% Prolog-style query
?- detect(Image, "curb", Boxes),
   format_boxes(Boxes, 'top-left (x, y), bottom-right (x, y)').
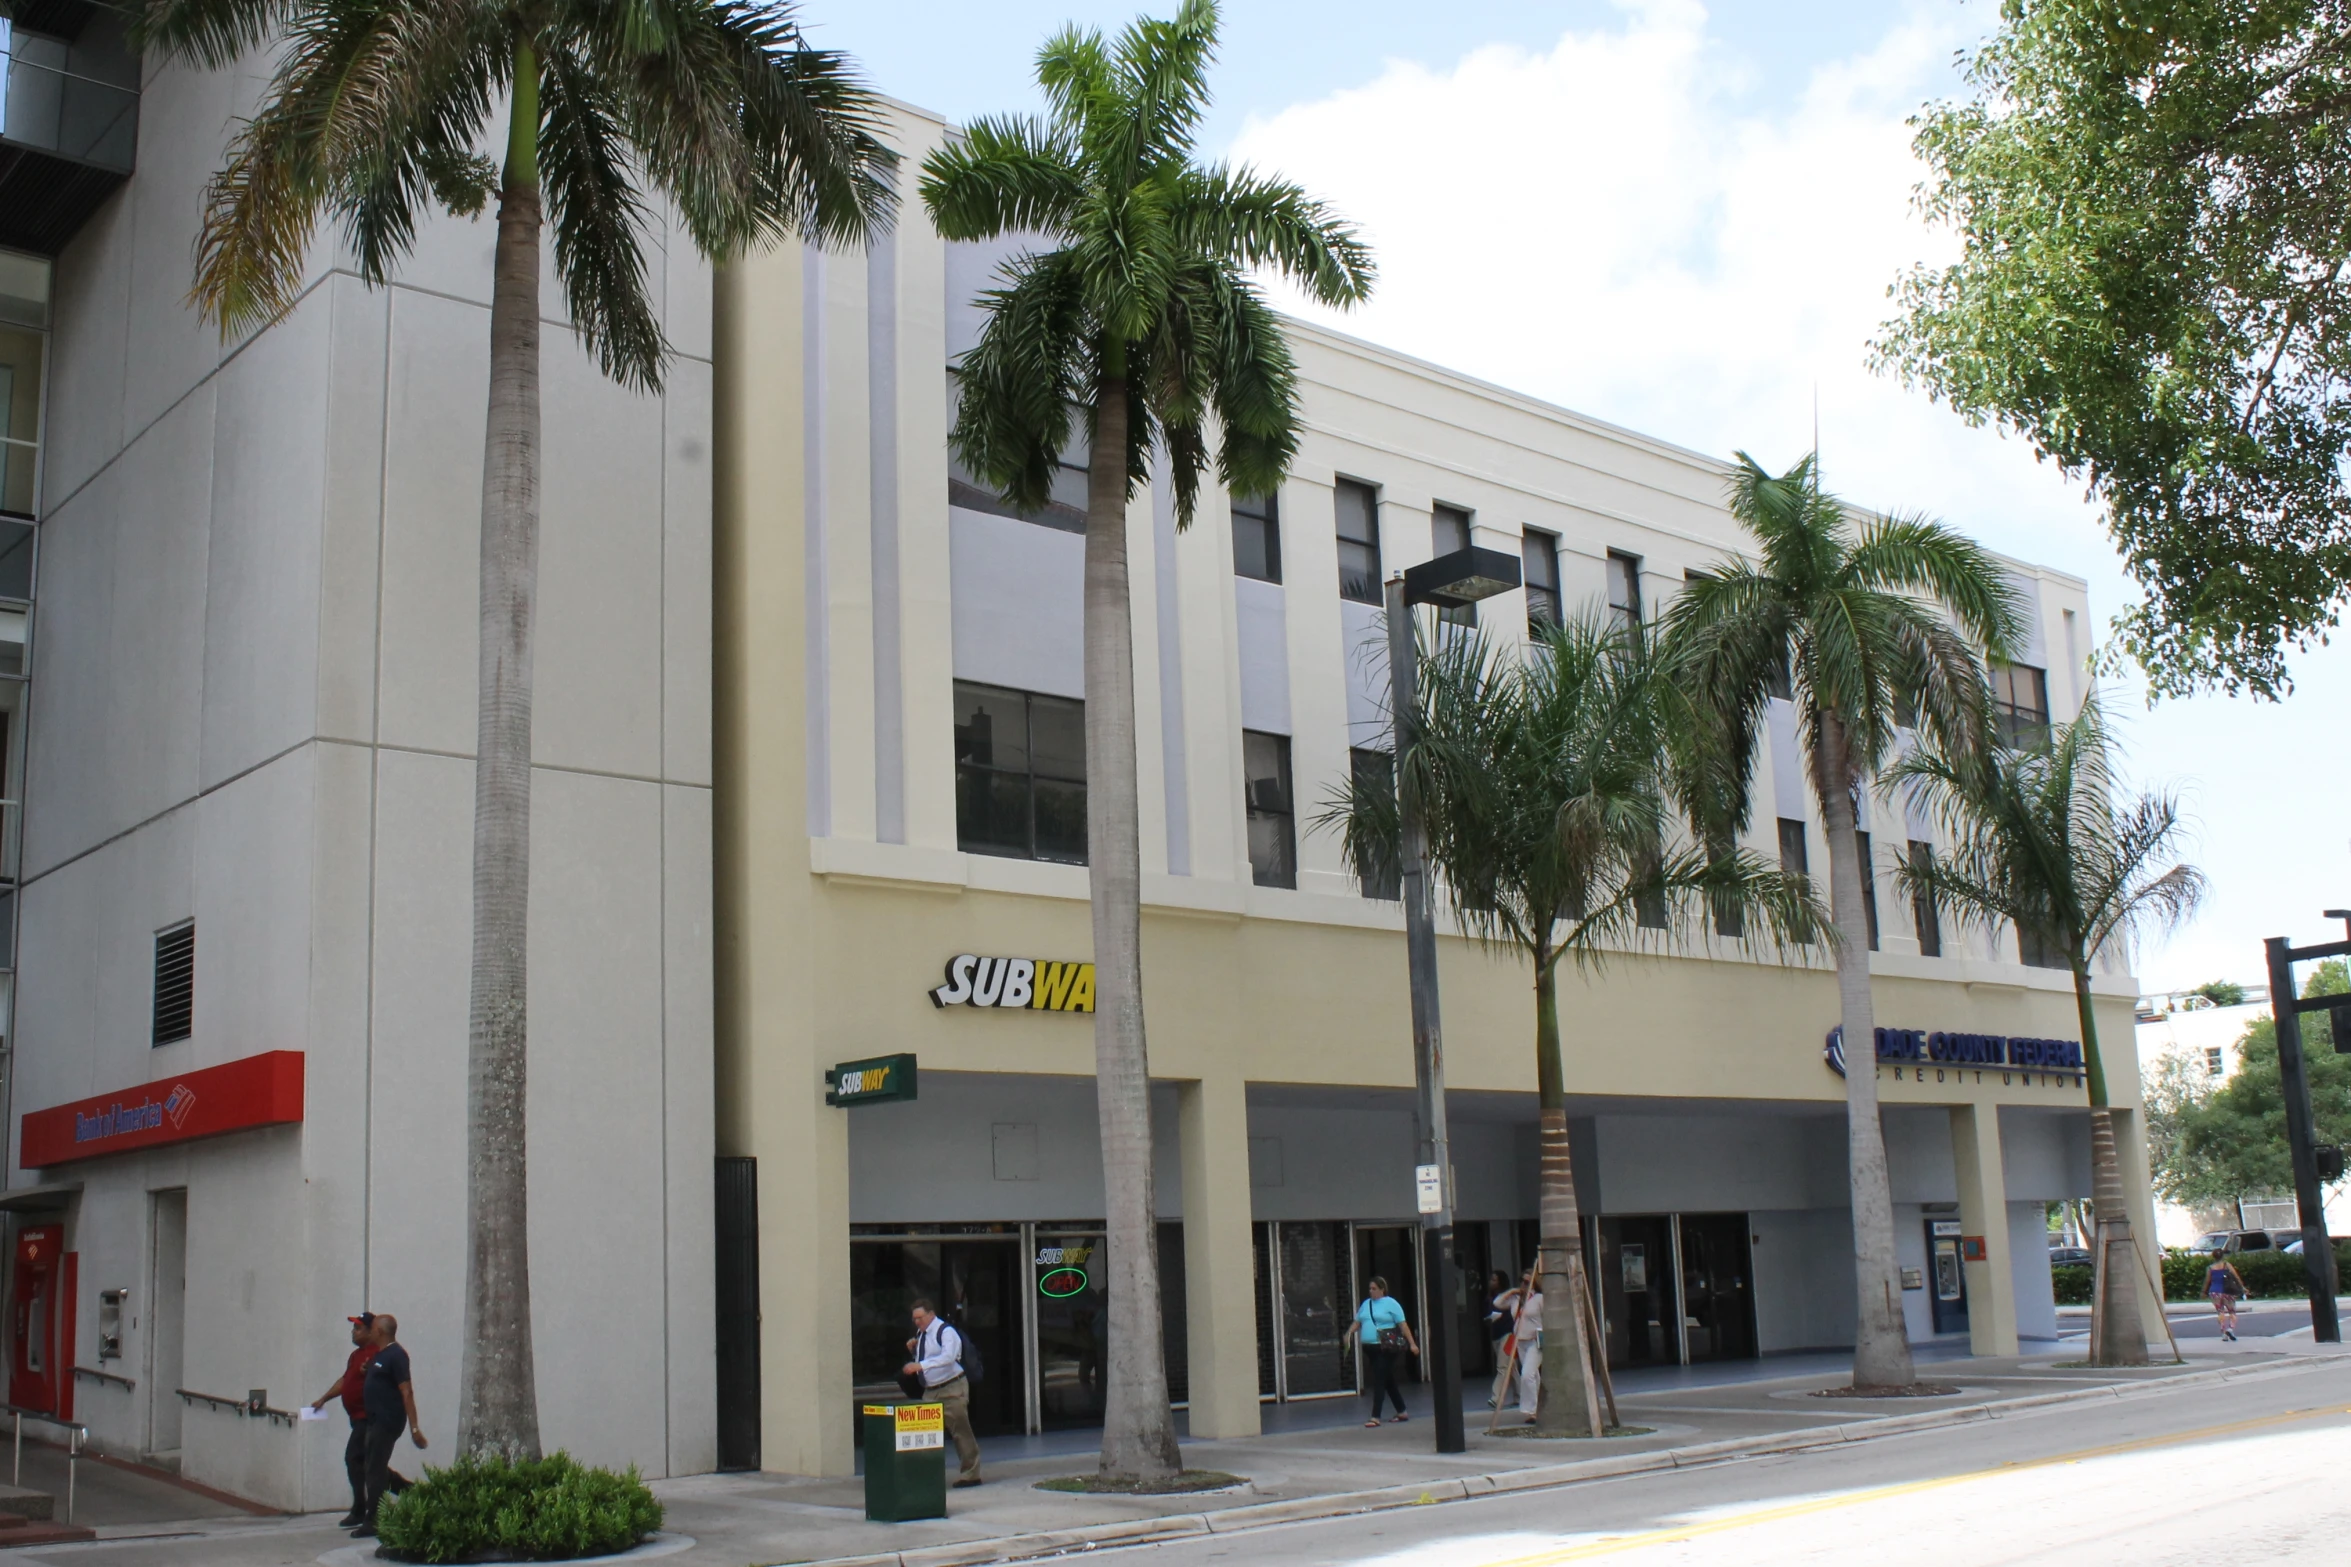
top-left (785, 1356), bottom-right (2344, 1567)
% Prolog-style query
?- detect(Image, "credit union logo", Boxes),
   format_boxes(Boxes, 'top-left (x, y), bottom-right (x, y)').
top-left (930, 955), bottom-right (1095, 1013)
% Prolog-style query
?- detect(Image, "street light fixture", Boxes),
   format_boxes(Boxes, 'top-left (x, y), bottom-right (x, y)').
top-left (1385, 544), bottom-right (1520, 1456)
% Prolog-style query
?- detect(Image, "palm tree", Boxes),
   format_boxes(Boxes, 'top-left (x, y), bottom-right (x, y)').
top-left (1321, 614), bottom-right (1819, 1435)
top-left (919, 0), bottom-right (1371, 1482)
top-left (139, 0), bottom-right (895, 1457)
top-left (1890, 695), bottom-right (2202, 1366)
top-left (1666, 454), bottom-right (2023, 1391)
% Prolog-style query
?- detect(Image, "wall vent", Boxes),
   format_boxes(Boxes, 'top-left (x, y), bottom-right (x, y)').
top-left (152, 923), bottom-right (193, 1045)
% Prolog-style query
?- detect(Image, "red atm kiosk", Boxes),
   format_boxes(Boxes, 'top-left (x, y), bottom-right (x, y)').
top-left (8, 1225), bottom-right (75, 1419)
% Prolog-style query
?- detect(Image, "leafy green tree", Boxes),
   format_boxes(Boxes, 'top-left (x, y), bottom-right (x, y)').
top-left (1667, 453), bottom-right (2023, 1391)
top-left (138, 0), bottom-right (896, 1457)
top-left (919, 0), bottom-right (1372, 1481)
top-left (1891, 695), bottom-right (2205, 1365)
top-left (1320, 614), bottom-right (1819, 1436)
top-left (2165, 961), bottom-right (2350, 1206)
top-left (1878, 0), bottom-right (2351, 699)
top-left (2194, 979), bottom-right (2249, 1007)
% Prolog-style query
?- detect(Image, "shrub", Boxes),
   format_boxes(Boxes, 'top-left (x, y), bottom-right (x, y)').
top-left (2054, 1246), bottom-right (2351, 1307)
top-left (376, 1451), bottom-right (663, 1564)
top-left (2052, 1263), bottom-right (2091, 1305)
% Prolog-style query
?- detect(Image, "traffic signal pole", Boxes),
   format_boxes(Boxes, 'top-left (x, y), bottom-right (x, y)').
top-left (2262, 917), bottom-right (2350, 1343)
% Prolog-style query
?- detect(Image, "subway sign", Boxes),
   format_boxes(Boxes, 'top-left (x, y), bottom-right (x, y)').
top-left (1824, 1026), bottom-right (2085, 1078)
top-left (826, 1053), bottom-right (917, 1107)
top-left (930, 955), bottom-right (1095, 1013)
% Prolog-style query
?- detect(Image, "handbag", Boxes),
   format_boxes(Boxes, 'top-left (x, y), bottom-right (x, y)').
top-left (897, 1367), bottom-right (926, 1400)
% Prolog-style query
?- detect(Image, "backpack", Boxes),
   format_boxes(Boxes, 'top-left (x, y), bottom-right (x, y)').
top-left (951, 1318), bottom-right (983, 1384)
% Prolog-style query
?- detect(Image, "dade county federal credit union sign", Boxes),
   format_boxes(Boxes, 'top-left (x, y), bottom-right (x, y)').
top-left (930, 954), bottom-right (1095, 1013)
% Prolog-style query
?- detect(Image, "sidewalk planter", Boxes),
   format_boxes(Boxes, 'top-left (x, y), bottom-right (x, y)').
top-left (374, 1453), bottom-right (663, 1563)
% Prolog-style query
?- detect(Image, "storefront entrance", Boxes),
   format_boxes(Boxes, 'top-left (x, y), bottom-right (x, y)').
top-left (849, 1230), bottom-right (1027, 1437)
top-left (1350, 1224), bottom-right (1426, 1383)
top-left (1596, 1212), bottom-right (1757, 1369)
top-left (1256, 1220), bottom-right (1356, 1401)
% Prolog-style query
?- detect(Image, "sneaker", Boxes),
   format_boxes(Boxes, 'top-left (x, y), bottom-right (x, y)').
top-left (336, 1512), bottom-right (365, 1528)
top-left (953, 1476), bottom-right (983, 1488)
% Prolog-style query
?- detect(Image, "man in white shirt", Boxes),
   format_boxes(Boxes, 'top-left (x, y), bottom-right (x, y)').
top-left (901, 1298), bottom-right (982, 1486)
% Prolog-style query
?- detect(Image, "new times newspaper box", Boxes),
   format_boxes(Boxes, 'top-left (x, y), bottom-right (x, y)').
top-left (861, 1401), bottom-right (946, 1521)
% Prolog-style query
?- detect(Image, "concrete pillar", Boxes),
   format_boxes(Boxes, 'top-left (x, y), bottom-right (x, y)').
top-left (1179, 1075), bottom-right (1261, 1438)
top-left (714, 238), bottom-right (856, 1477)
top-left (1950, 1102), bottom-right (2019, 1357)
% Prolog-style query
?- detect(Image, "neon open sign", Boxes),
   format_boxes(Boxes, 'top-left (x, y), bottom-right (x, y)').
top-left (1038, 1268), bottom-right (1089, 1298)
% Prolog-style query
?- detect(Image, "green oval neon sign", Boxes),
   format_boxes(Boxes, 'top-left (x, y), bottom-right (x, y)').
top-left (1039, 1267), bottom-right (1088, 1298)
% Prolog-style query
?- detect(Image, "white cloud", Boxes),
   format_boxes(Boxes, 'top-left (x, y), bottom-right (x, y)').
top-left (1227, 0), bottom-right (2351, 991)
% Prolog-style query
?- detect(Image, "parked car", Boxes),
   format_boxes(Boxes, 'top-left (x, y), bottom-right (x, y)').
top-left (2190, 1231), bottom-right (2278, 1255)
top-left (2048, 1245), bottom-right (2092, 1268)
top-left (2277, 1234), bottom-right (2349, 1256)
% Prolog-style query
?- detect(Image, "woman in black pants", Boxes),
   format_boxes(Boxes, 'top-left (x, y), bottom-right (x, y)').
top-left (1345, 1276), bottom-right (1421, 1425)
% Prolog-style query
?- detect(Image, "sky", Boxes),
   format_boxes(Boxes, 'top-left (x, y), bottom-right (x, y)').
top-left (809, 0), bottom-right (2351, 993)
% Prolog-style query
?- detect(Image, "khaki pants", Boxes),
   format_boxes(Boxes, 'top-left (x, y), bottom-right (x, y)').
top-left (934, 1375), bottom-right (981, 1480)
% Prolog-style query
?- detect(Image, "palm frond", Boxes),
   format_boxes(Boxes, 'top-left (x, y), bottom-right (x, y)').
top-left (919, 115), bottom-right (1085, 240)
top-left (948, 248), bottom-right (1090, 511)
top-left (540, 39), bottom-right (669, 390)
top-left (132, 0), bottom-right (290, 68)
top-left (1171, 163), bottom-right (1373, 305)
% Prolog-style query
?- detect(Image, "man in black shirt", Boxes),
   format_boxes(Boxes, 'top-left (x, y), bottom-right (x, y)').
top-left (353, 1312), bottom-right (427, 1539)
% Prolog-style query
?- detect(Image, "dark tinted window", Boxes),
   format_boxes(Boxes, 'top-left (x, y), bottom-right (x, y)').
top-left (1523, 531), bottom-right (1560, 632)
top-left (1431, 505), bottom-right (1475, 626)
top-left (1335, 480), bottom-right (1381, 604)
top-left (1854, 829), bottom-right (1879, 951)
top-left (1909, 841), bottom-right (1942, 957)
top-left (955, 682), bottom-right (1087, 863)
top-left (1233, 492), bottom-right (1281, 583)
top-left (1347, 748), bottom-right (1400, 900)
top-left (1991, 661), bottom-right (2050, 749)
top-left (1243, 730), bottom-right (1296, 889)
top-left (1606, 551), bottom-right (1642, 631)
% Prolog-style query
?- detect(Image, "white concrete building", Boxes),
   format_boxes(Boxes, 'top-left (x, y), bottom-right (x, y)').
top-left (0, 38), bottom-right (715, 1508)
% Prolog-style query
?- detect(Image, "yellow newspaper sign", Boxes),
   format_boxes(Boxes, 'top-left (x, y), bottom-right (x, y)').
top-left (894, 1402), bottom-right (944, 1451)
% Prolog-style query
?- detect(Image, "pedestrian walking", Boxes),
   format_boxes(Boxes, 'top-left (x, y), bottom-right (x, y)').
top-left (1512, 1269), bottom-right (1544, 1422)
top-left (308, 1312), bottom-right (404, 1527)
top-left (2204, 1255), bottom-right (2248, 1341)
top-left (350, 1314), bottom-right (426, 1539)
top-left (1345, 1276), bottom-right (1419, 1426)
top-left (902, 1298), bottom-right (983, 1487)
top-left (1484, 1271), bottom-right (1522, 1410)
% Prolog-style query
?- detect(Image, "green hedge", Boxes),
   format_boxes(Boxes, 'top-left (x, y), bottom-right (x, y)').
top-left (2051, 1245), bottom-right (2351, 1307)
top-left (375, 1452), bottom-right (663, 1564)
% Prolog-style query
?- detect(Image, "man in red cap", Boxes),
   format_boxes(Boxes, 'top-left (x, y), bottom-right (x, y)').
top-left (309, 1313), bottom-right (406, 1527)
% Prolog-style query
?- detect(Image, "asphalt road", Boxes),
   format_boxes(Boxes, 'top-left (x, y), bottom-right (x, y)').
top-left (1114, 1360), bottom-right (2351, 1567)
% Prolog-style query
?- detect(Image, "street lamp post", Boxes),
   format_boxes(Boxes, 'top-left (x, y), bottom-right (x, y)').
top-left (2263, 907), bottom-right (2351, 1343)
top-left (1385, 543), bottom-right (1521, 1456)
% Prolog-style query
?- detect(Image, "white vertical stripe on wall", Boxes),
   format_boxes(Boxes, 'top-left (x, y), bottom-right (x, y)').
top-left (1153, 466), bottom-right (1191, 875)
top-left (869, 207), bottom-right (905, 845)
top-left (802, 249), bottom-right (831, 836)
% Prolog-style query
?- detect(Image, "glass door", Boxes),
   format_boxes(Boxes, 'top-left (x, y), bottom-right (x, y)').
top-left (1675, 1213), bottom-right (1756, 1362)
top-left (1351, 1224), bottom-right (1424, 1381)
top-left (1276, 1221), bottom-right (1355, 1397)
top-left (1597, 1215), bottom-right (1680, 1368)
top-left (848, 1235), bottom-right (1026, 1437)
top-left (1032, 1230), bottom-right (1109, 1429)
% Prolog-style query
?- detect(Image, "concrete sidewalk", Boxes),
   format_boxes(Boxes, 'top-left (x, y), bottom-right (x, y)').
top-left (34, 1342), bottom-right (2348, 1567)
top-left (644, 1340), bottom-right (2349, 1567)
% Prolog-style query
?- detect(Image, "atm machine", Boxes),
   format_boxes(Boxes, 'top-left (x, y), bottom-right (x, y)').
top-left (8, 1223), bottom-right (75, 1418)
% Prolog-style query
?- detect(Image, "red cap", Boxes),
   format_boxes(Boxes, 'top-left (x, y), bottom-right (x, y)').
top-left (348, 1313), bottom-right (375, 1326)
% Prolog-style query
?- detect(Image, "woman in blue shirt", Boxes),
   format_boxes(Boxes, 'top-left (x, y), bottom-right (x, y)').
top-left (1345, 1276), bottom-right (1421, 1426)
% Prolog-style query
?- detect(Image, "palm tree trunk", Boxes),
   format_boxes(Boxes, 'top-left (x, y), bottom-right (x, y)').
top-left (457, 50), bottom-right (545, 1463)
top-left (1815, 716), bottom-right (1916, 1390)
top-left (2073, 957), bottom-right (2151, 1365)
top-left (1531, 945), bottom-right (1604, 1436)
top-left (1084, 366), bottom-right (1181, 1481)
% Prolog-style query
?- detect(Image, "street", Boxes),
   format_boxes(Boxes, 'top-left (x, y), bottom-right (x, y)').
top-left (1116, 1360), bottom-right (2351, 1567)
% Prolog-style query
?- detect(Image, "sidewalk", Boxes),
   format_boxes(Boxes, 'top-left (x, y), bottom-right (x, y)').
top-left (641, 1338), bottom-right (2351, 1567)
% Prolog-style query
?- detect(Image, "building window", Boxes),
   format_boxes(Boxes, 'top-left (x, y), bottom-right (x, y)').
top-left (1635, 841), bottom-right (1668, 931)
top-left (1431, 504), bottom-right (1475, 626)
top-left (1606, 551), bottom-right (1642, 632)
top-left (954, 682), bottom-right (1087, 863)
top-left (1908, 841), bottom-right (1942, 957)
top-left (2205, 1046), bottom-right (2225, 1077)
top-left (1335, 479), bottom-right (1382, 604)
top-left (1776, 818), bottom-right (1808, 880)
top-left (945, 380), bottom-right (1090, 533)
top-left (1854, 830), bottom-right (1880, 951)
top-left (153, 922), bottom-right (194, 1046)
top-left (1524, 531), bottom-right (1561, 632)
top-left (1347, 748), bottom-right (1401, 900)
top-left (1232, 491), bottom-right (1281, 583)
top-left (1243, 731), bottom-right (1296, 889)
top-left (1991, 661), bottom-right (2050, 749)
top-left (2018, 924), bottom-right (2068, 970)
